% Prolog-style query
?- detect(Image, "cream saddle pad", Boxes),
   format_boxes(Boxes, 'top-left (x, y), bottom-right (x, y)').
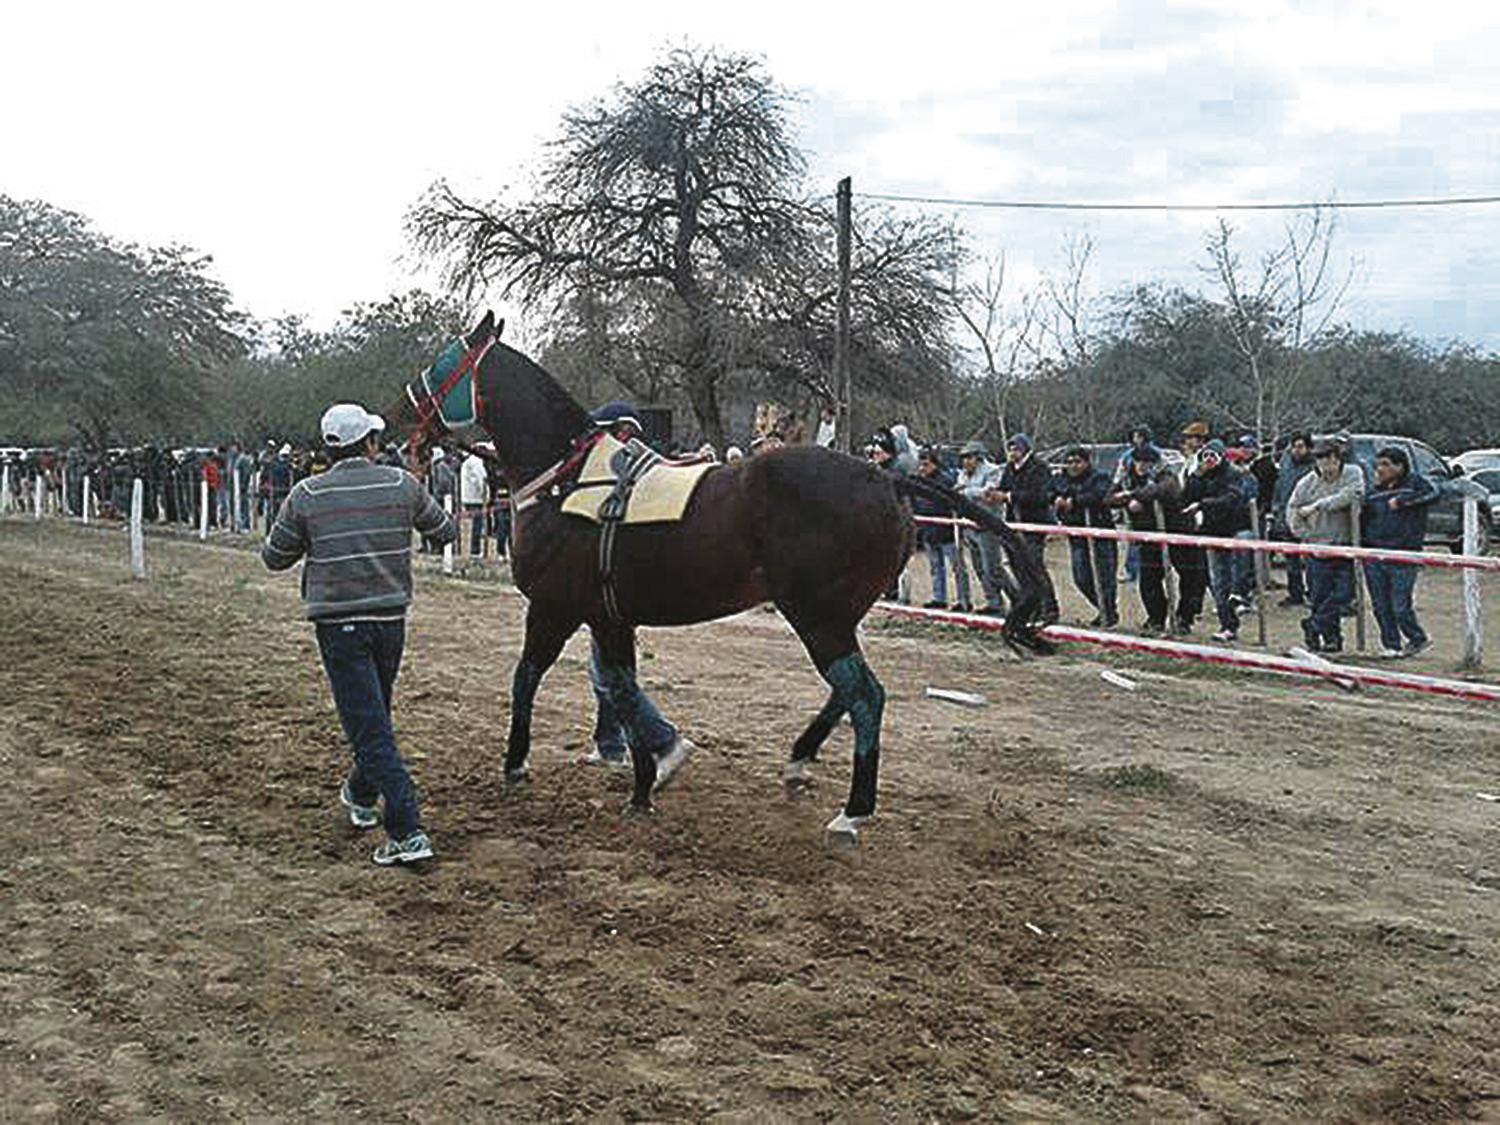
top-left (559, 434), bottom-right (717, 525)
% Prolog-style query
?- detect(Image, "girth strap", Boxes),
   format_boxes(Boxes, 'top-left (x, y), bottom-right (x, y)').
top-left (595, 440), bottom-right (663, 621)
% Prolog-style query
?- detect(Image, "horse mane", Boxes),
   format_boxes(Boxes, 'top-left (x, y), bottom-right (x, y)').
top-left (480, 341), bottom-right (594, 480)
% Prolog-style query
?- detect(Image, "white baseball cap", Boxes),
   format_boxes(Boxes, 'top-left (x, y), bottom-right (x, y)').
top-left (319, 403), bottom-right (385, 448)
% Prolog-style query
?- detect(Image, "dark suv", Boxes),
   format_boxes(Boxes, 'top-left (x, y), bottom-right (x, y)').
top-left (1331, 434), bottom-right (1492, 553)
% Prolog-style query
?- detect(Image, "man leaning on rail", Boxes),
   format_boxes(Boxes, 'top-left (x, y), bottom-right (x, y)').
top-left (261, 403), bottom-right (456, 866)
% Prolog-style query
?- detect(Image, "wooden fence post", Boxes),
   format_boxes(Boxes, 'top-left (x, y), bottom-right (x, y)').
top-left (1461, 495), bottom-right (1484, 668)
top-left (130, 479), bottom-right (146, 580)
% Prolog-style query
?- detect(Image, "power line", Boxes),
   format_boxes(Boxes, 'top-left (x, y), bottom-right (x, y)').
top-left (857, 190), bottom-right (1500, 212)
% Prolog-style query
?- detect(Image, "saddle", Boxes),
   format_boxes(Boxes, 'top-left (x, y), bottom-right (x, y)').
top-left (560, 434), bottom-right (715, 525)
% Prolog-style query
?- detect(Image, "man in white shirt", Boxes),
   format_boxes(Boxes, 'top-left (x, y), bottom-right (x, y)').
top-left (459, 448), bottom-right (490, 557)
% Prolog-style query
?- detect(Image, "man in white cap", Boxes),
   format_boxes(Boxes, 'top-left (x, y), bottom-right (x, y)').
top-left (262, 403), bottom-right (456, 866)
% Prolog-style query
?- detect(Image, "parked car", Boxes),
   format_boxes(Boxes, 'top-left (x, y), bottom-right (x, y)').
top-left (1454, 448), bottom-right (1500, 475)
top-left (1466, 467), bottom-right (1500, 525)
top-left (1322, 433), bottom-right (1492, 553)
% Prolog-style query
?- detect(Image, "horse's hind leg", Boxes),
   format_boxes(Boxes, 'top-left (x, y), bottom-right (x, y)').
top-left (503, 604), bottom-right (578, 783)
top-left (778, 604), bottom-right (884, 844)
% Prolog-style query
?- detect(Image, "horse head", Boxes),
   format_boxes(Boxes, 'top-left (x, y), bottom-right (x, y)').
top-left (387, 311), bottom-right (502, 481)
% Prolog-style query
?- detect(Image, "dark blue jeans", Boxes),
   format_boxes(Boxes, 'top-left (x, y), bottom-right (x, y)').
top-left (1206, 547), bottom-right (1238, 631)
top-left (1068, 538), bottom-right (1118, 621)
top-left (1363, 561), bottom-right (1427, 651)
top-left (316, 619), bottom-right (421, 838)
top-left (1305, 558), bottom-right (1355, 646)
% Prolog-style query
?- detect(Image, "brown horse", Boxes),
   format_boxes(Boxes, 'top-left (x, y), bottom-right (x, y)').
top-left (391, 312), bottom-right (1053, 843)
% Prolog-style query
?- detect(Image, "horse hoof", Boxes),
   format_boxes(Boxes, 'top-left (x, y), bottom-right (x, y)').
top-left (622, 801), bottom-right (656, 820)
top-left (651, 737), bottom-right (697, 795)
top-left (823, 810), bottom-right (869, 848)
top-left (504, 767), bottom-right (530, 786)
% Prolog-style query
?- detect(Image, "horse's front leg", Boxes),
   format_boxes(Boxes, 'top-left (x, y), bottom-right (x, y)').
top-left (503, 604), bottom-right (578, 783)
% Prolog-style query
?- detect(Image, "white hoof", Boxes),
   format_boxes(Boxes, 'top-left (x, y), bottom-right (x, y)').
top-left (504, 766), bottom-right (530, 786)
top-left (824, 810), bottom-right (869, 847)
top-left (782, 759), bottom-right (813, 786)
top-left (651, 737), bottom-right (697, 794)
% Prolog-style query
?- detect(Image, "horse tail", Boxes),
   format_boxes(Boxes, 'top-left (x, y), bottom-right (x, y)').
top-left (894, 473), bottom-right (1056, 655)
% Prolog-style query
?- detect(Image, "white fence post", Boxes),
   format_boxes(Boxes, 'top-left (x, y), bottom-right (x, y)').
top-left (442, 495), bottom-right (455, 576)
top-left (0, 463), bottom-right (11, 514)
top-left (130, 479), bottom-right (146, 580)
top-left (232, 466), bottom-right (243, 534)
top-left (82, 473), bottom-right (92, 524)
top-left (1461, 495), bottom-right (1484, 669)
top-left (198, 478), bottom-right (209, 541)
top-left (34, 474), bottom-right (45, 520)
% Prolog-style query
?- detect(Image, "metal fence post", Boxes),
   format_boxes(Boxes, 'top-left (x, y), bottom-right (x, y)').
top-left (1249, 499), bottom-right (1268, 647)
top-left (130, 479), bottom-right (146, 580)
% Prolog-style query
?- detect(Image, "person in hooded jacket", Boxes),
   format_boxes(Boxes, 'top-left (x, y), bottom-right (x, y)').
top-left (912, 447), bottom-right (972, 610)
top-left (1109, 443), bottom-right (1201, 634)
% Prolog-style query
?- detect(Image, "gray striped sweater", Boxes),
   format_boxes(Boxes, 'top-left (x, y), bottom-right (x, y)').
top-left (261, 458), bottom-right (456, 621)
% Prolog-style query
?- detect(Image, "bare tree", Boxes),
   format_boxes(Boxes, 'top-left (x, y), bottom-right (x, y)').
top-left (1038, 232), bottom-right (1099, 439)
top-left (950, 251), bottom-right (1040, 444)
top-left (1202, 207), bottom-right (1353, 440)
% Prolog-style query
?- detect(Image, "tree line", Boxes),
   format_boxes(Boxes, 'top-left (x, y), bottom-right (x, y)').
top-left (3, 46), bottom-right (1497, 455)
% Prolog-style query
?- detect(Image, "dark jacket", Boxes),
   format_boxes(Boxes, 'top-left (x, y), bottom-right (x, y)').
top-left (1361, 472), bottom-right (1439, 550)
top-left (1182, 462), bottom-right (1256, 537)
top-left (1000, 454), bottom-right (1053, 524)
top-left (1111, 464), bottom-right (1188, 531)
top-left (1247, 454), bottom-right (1277, 514)
top-left (909, 466), bottom-right (960, 548)
top-left (1049, 468), bottom-right (1113, 528)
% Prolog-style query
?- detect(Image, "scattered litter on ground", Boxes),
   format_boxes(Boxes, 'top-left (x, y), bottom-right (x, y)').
top-left (925, 686), bottom-right (987, 707)
top-left (1100, 669), bottom-right (1138, 692)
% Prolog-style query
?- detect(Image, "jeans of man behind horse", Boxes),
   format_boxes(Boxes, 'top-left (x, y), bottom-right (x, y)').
top-left (316, 620), bottom-right (422, 839)
top-left (1305, 558), bottom-right (1355, 648)
top-left (1363, 560), bottom-right (1427, 652)
top-left (590, 638), bottom-right (678, 761)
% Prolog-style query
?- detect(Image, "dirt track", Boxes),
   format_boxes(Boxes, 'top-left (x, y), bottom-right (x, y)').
top-left (3, 519), bottom-right (1499, 1122)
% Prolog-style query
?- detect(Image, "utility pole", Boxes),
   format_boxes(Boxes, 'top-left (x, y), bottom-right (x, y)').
top-left (834, 176), bottom-right (852, 453)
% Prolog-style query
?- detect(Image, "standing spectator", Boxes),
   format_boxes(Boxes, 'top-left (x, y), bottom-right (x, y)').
top-left (265, 444), bottom-right (293, 533)
top-left (1287, 437), bottom-right (1365, 653)
top-left (1109, 444), bottom-right (1197, 634)
top-left (487, 458), bottom-right (512, 560)
top-left (912, 447), bottom-right (972, 611)
top-left (1360, 446), bottom-right (1437, 658)
top-left (994, 433), bottom-right (1060, 623)
top-left (1182, 439), bottom-right (1256, 642)
top-left (202, 450), bottom-right (222, 529)
top-left (424, 448), bottom-right (457, 553)
top-left (1179, 421), bottom-right (1210, 479)
top-left (261, 403), bottom-right (455, 866)
top-left (814, 406), bottom-right (837, 449)
top-left (459, 446), bottom-right (490, 558)
top-left (866, 431), bottom-right (910, 602)
top-left (1270, 432), bottom-right (1315, 607)
top-left (1051, 447), bottom-right (1118, 627)
top-left (1227, 433), bottom-right (1276, 612)
top-left (1116, 424), bottom-right (1155, 584)
top-left (955, 440), bottom-right (1011, 615)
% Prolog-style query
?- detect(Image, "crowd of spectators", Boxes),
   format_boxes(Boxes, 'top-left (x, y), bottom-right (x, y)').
top-left (863, 420), bottom-right (1442, 659)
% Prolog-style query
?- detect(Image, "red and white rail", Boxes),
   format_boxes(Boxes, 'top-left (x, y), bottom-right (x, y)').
top-left (880, 602), bottom-right (1500, 705)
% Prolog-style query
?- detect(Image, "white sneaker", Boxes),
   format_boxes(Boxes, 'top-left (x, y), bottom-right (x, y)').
top-left (1375, 647), bottom-right (1403, 660)
top-left (652, 737), bottom-right (697, 794)
top-left (339, 779), bottom-right (381, 829)
top-left (580, 747), bottom-right (631, 769)
top-left (1209, 629), bottom-right (1238, 643)
top-left (373, 831), bottom-right (434, 866)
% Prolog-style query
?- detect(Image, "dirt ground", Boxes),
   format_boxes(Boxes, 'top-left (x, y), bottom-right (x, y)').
top-left (3, 518), bottom-right (1499, 1122)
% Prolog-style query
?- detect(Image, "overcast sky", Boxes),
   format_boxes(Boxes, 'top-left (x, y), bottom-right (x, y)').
top-left (6, 0), bottom-right (1498, 348)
